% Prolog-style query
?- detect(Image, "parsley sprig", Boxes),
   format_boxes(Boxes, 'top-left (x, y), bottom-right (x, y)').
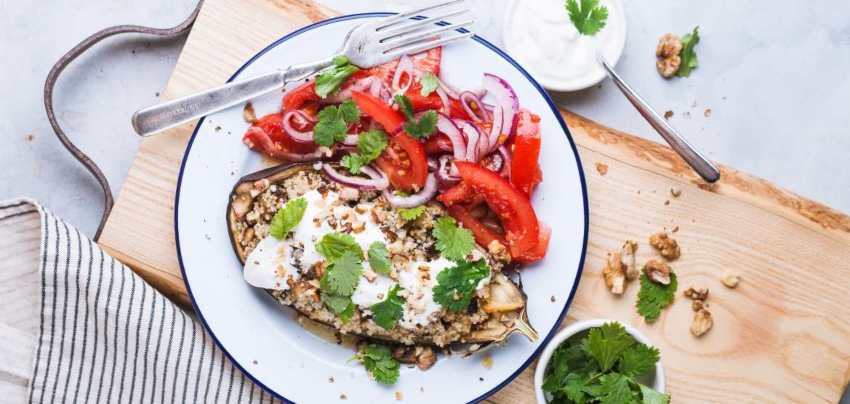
top-left (542, 322), bottom-right (670, 404)
top-left (353, 344), bottom-right (400, 385)
top-left (314, 100), bottom-right (360, 147)
top-left (432, 216), bottom-right (475, 261)
top-left (268, 197), bottom-right (306, 239)
top-left (565, 0), bottom-right (609, 36)
top-left (393, 94), bottom-right (437, 139)
top-left (315, 56), bottom-right (359, 98)
top-left (636, 272), bottom-right (677, 322)
top-left (432, 259), bottom-right (490, 312)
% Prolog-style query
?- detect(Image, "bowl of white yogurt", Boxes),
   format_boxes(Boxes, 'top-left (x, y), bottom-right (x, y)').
top-left (503, 0), bottom-right (627, 92)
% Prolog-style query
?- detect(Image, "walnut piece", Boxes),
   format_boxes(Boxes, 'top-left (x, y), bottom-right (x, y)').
top-left (649, 232), bottom-right (680, 260)
top-left (393, 346), bottom-right (437, 371)
top-left (656, 33), bottom-right (683, 78)
top-left (684, 286), bottom-right (709, 301)
top-left (603, 251), bottom-right (627, 294)
top-left (643, 259), bottom-right (671, 285)
top-left (621, 240), bottom-right (639, 280)
top-left (721, 271), bottom-right (740, 288)
top-left (690, 309), bottom-right (713, 337)
top-left (243, 101), bottom-right (257, 123)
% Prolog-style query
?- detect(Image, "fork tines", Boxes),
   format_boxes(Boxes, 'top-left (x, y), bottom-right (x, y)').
top-left (375, 0), bottom-right (474, 58)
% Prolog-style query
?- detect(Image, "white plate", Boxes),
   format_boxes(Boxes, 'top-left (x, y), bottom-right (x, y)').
top-left (175, 13), bottom-right (589, 403)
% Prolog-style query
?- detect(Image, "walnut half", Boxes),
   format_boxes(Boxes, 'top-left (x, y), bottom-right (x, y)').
top-left (649, 232), bottom-right (680, 260)
top-left (603, 252), bottom-right (627, 295)
top-left (643, 259), bottom-right (672, 285)
top-left (690, 309), bottom-right (713, 337)
top-left (621, 240), bottom-right (639, 280)
top-left (656, 33), bottom-right (682, 78)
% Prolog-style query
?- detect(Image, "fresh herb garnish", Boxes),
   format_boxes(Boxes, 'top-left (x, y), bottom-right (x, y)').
top-left (313, 100), bottom-right (361, 147)
top-left (322, 293), bottom-right (355, 321)
top-left (419, 72), bottom-right (439, 96)
top-left (353, 343), bottom-right (400, 385)
top-left (268, 197), bottom-right (307, 239)
top-left (340, 129), bottom-right (387, 174)
top-left (432, 216), bottom-right (475, 261)
top-left (316, 232), bottom-right (365, 319)
top-left (542, 322), bottom-right (669, 404)
top-left (393, 95), bottom-right (437, 139)
top-left (315, 56), bottom-right (359, 98)
top-left (398, 205), bottom-right (426, 221)
top-left (370, 285), bottom-right (405, 330)
top-left (319, 251), bottom-right (363, 296)
top-left (676, 26), bottom-right (700, 77)
top-left (315, 232), bottom-right (363, 262)
top-left (565, 0), bottom-right (609, 36)
top-left (432, 259), bottom-right (490, 312)
top-left (636, 272), bottom-right (678, 322)
top-left (367, 241), bottom-right (391, 275)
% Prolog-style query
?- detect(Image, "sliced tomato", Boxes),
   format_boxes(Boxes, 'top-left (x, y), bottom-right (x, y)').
top-left (282, 81), bottom-right (320, 111)
top-left (368, 47), bottom-right (442, 86)
top-left (454, 161), bottom-right (541, 260)
top-left (351, 91), bottom-right (405, 134)
top-left (514, 222), bottom-right (550, 264)
top-left (437, 181), bottom-right (476, 206)
top-left (375, 132), bottom-right (428, 192)
top-left (448, 205), bottom-right (506, 251)
top-left (405, 83), bottom-right (443, 112)
top-left (424, 133), bottom-right (453, 155)
top-left (510, 110), bottom-right (543, 197)
top-left (243, 112), bottom-right (319, 155)
top-left (447, 98), bottom-right (471, 120)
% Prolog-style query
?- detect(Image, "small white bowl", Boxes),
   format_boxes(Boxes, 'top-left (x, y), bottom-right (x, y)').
top-left (534, 319), bottom-right (666, 403)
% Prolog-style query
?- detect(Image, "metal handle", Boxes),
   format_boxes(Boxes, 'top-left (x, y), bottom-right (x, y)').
top-left (131, 58), bottom-right (335, 137)
top-left (598, 57), bottom-right (721, 183)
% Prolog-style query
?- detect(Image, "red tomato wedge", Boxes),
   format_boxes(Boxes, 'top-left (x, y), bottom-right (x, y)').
top-left (243, 112), bottom-right (319, 158)
top-left (351, 91), bottom-right (405, 134)
top-left (437, 181), bottom-right (477, 206)
top-left (282, 81), bottom-right (320, 111)
top-left (454, 161), bottom-right (541, 260)
top-left (368, 47), bottom-right (442, 86)
top-left (510, 110), bottom-right (543, 197)
top-left (424, 133), bottom-right (453, 155)
top-left (405, 83), bottom-right (443, 112)
top-left (447, 205), bottom-right (506, 251)
top-left (375, 132), bottom-right (428, 192)
top-left (514, 222), bottom-right (550, 264)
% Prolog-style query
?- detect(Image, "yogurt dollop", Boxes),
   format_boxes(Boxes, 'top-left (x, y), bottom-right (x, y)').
top-left (503, 0), bottom-right (626, 91)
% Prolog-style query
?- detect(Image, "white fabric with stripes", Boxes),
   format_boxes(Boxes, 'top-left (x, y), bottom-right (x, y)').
top-left (3, 200), bottom-right (283, 403)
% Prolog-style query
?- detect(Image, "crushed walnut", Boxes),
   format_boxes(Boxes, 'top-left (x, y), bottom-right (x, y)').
top-left (393, 346), bottom-right (437, 370)
top-left (243, 101), bottom-right (257, 123)
top-left (595, 162), bottom-right (609, 176)
top-left (395, 391), bottom-right (403, 401)
top-left (670, 187), bottom-right (681, 198)
top-left (602, 251), bottom-right (627, 294)
top-left (649, 232), bottom-right (680, 260)
top-left (621, 240), bottom-right (639, 280)
top-left (690, 309), bottom-right (713, 337)
top-left (656, 33), bottom-right (683, 78)
top-left (721, 271), bottom-right (740, 288)
top-left (683, 286), bottom-right (709, 301)
top-left (642, 259), bottom-right (672, 285)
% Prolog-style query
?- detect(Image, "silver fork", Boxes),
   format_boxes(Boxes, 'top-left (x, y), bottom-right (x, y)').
top-left (131, 0), bottom-right (474, 137)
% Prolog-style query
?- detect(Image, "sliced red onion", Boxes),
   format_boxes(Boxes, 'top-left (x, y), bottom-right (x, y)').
top-left (282, 110), bottom-right (316, 143)
top-left (498, 145), bottom-right (511, 177)
top-left (382, 174), bottom-right (438, 208)
top-left (437, 77), bottom-right (460, 99)
top-left (435, 87), bottom-right (450, 114)
top-left (323, 163), bottom-right (389, 191)
top-left (436, 155), bottom-right (460, 187)
top-left (459, 91), bottom-right (490, 122)
top-left (455, 120), bottom-right (481, 162)
top-left (427, 157), bottom-right (438, 172)
top-left (482, 73), bottom-right (519, 139)
top-left (436, 113), bottom-right (466, 161)
top-left (482, 151), bottom-right (504, 172)
top-left (392, 55), bottom-right (414, 94)
top-left (487, 106), bottom-right (504, 153)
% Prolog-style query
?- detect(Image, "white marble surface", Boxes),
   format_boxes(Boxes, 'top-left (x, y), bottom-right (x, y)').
top-left (2, 0), bottom-right (850, 400)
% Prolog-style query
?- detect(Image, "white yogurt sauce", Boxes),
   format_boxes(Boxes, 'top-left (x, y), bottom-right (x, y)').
top-left (504, 0), bottom-right (626, 91)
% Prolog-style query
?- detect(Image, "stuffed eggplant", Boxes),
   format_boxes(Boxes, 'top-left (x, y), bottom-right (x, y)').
top-left (226, 163), bottom-right (537, 348)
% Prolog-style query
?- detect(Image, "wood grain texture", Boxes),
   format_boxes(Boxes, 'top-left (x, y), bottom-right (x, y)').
top-left (97, 0), bottom-right (850, 402)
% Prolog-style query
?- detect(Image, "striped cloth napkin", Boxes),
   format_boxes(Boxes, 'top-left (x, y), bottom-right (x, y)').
top-left (0, 200), bottom-right (283, 403)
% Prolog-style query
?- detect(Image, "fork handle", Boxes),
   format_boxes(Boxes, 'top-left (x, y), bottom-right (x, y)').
top-left (598, 58), bottom-right (721, 183)
top-left (131, 58), bottom-right (335, 137)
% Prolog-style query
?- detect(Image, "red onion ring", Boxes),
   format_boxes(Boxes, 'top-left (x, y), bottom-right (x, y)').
top-left (435, 87), bottom-right (450, 114)
top-left (482, 73), bottom-right (519, 139)
top-left (437, 77), bottom-right (460, 99)
top-left (392, 55), bottom-right (414, 94)
top-left (454, 119), bottom-right (481, 162)
top-left (436, 113), bottom-right (466, 161)
top-left (282, 110), bottom-right (316, 143)
top-left (497, 145), bottom-right (511, 177)
top-left (459, 91), bottom-right (490, 122)
top-left (487, 106), bottom-right (504, 153)
top-left (322, 163), bottom-right (389, 191)
top-left (427, 157), bottom-right (438, 172)
top-left (482, 151), bottom-right (504, 172)
top-left (382, 174), bottom-right (438, 208)
top-left (436, 155), bottom-right (460, 187)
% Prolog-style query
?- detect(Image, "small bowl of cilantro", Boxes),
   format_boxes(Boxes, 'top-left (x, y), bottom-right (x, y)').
top-left (534, 319), bottom-right (669, 404)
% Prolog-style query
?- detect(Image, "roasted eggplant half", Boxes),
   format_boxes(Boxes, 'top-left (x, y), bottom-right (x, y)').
top-left (226, 163), bottom-right (537, 348)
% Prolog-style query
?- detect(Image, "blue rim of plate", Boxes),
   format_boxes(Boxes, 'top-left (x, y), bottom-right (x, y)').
top-left (174, 12), bottom-right (589, 404)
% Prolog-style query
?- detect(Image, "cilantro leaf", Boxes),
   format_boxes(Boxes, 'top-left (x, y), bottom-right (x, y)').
top-left (419, 72), bottom-right (439, 96)
top-left (403, 110), bottom-right (437, 139)
top-left (432, 259), bottom-right (490, 312)
top-left (582, 322), bottom-right (634, 371)
top-left (676, 26), bottom-right (700, 77)
top-left (398, 205), bottom-right (426, 220)
top-left (370, 285), bottom-right (404, 330)
top-left (316, 232), bottom-right (363, 262)
top-left (268, 197), bottom-right (307, 239)
top-left (618, 342), bottom-right (660, 378)
top-left (367, 241), bottom-right (391, 275)
top-left (394, 94), bottom-right (415, 120)
top-left (322, 293), bottom-right (355, 322)
top-left (338, 99), bottom-right (361, 123)
top-left (340, 154), bottom-right (367, 174)
top-left (636, 272), bottom-right (678, 322)
top-left (314, 106), bottom-right (348, 147)
top-left (315, 61), bottom-right (359, 98)
top-left (341, 129), bottom-right (388, 174)
top-left (332, 55), bottom-right (349, 66)
top-left (320, 251), bottom-right (363, 296)
top-left (565, 0), bottom-right (609, 36)
top-left (639, 383), bottom-right (671, 404)
top-left (594, 373), bottom-right (634, 404)
top-left (354, 344), bottom-right (400, 385)
top-left (432, 216), bottom-right (475, 261)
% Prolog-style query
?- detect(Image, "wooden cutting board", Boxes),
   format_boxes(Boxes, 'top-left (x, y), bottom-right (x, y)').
top-left (98, 0), bottom-right (850, 402)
